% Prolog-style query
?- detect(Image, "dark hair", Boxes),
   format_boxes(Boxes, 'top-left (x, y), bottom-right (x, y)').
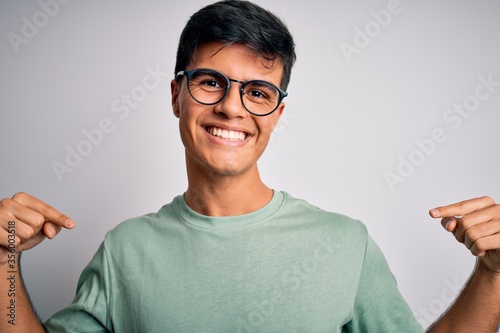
top-left (174, 0), bottom-right (296, 91)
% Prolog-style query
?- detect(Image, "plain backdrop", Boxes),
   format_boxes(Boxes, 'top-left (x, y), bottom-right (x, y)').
top-left (1, 0), bottom-right (500, 329)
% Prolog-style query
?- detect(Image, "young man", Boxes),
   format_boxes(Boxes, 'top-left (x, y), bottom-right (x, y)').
top-left (1, 1), bottom-right (500, 332)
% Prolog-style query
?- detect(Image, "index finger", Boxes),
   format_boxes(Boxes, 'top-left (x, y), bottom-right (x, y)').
top-left (11, 192), bottom-right (76, 229)
top-left (429, 196), bottom-right (495, 218)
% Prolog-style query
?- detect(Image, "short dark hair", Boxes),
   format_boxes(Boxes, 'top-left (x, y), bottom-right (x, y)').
top-left (174, 0), bottom-right (296, 91)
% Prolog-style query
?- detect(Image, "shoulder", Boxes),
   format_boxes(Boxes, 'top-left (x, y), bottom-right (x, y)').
top-left (103, 198), bottom-right (179, 246)
top-left (275, 192), bottom-right (369, 250)
top-left (279, 191), bottom-right (367, 234)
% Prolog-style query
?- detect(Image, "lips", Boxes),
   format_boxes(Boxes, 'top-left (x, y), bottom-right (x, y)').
top-left (206, 126), bottom-right (247, 141)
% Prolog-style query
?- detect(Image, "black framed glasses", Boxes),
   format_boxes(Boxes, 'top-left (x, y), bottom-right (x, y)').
top-left (176, 68), bottom-right (288, 116)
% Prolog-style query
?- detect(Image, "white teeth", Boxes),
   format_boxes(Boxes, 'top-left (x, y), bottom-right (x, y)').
top-left (208, 127), bottom-right (246, 141)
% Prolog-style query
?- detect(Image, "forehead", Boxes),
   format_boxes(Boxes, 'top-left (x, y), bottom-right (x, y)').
top-left (188, 42), bottom-right (284, 82)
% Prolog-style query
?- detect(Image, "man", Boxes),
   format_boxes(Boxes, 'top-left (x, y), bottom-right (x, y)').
top-left (1, 1), bottom-right (500, 332)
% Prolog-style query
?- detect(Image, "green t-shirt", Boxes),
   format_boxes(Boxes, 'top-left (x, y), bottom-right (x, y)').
top-left (44, 191), bottom-right (424, 332)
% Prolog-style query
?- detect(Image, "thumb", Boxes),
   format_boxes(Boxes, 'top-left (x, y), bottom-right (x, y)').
top-left (17, 233), bottom-right (46, 252)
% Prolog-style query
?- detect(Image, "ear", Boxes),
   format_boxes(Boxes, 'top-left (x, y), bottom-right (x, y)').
top-left (272, 102), bottom-right (285, 129)
top-left (171, 79), bottom-right (180, 118)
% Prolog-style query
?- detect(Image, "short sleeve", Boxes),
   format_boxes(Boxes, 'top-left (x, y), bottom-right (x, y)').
top-left (44, 242), bottom-right (111, 333)
top-left (346, 236), bottom-right (425, 332)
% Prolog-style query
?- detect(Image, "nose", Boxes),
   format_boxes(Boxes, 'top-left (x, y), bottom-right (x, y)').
top-left (213, 81), bottom-right (247, 119)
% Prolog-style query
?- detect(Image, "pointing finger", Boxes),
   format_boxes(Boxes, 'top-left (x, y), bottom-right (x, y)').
top-left (430, 196), bottom-right (495, 218)
top-left (11, 192), bottom-right (76, 229)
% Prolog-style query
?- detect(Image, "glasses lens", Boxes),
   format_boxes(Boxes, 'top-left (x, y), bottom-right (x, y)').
top-left (188, 69), bottom-right (228, 105)
top-left (242, 81), bottom-right (280, 115)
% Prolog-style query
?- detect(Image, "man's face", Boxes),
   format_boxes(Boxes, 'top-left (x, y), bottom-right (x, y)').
top-left (171, 42), bottom-right (285, 178)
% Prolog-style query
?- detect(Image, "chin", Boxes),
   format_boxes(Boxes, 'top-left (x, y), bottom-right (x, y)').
top-left (205, 159), bottom-right (256, 177)
top-left (208, 164), bottom-right (249, 177)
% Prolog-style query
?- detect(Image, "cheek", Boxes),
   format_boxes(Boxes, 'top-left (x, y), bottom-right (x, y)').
top-left (178, 113), bottom-right (196, 141)
top-left (177, 95), bottom-right (197, 124)
top-left (177, 102), bottom-right (207, 142)
top-left (257, 117), bottom-right (279, 137)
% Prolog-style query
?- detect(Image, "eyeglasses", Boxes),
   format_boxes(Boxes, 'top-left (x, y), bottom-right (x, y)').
top-left (176, 68), bottom-right (288, 116)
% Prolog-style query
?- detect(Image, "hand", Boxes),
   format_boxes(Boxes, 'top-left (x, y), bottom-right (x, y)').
top-left (0, 192), bottom-right (76, 267)
top-left (429, 196), bottom-right (500, 274)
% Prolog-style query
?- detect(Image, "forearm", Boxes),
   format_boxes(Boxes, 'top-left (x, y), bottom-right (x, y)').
top-left (427, 260), bottom-right (500, 333)
top-left (0, 253), bottom-right (45, 333)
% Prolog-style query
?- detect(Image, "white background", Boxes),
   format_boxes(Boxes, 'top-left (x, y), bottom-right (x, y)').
top-left (1, 0), bottom-right (499, 329)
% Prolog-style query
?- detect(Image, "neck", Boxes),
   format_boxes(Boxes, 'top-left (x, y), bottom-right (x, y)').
top-left (184, 160), bottom-right (273, 217)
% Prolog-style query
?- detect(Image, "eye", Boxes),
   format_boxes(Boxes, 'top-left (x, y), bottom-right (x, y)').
top-left (244, 81), bottom-right (278, 103)
top-left (201, 79), bottom-right (223, 89)
top-left (190, 70), bottom-right (227, 91)
top-left (248, 89), bottom-right (268, 99)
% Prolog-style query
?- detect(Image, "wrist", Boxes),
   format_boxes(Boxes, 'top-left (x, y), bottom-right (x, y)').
top-left (477, 256), bottom-right (500, 274)
top-left (473, 258), bottom-right (500, 289)
top-left (0, 248), bottom-right (19, 270)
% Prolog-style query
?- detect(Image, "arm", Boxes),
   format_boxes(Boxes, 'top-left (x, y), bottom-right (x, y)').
top-left (0, 192), bottom-right (76, 332)
top-left (1, 253), bottom-right (44, 332)
top-left (427, 196), bottom-right (500, 332)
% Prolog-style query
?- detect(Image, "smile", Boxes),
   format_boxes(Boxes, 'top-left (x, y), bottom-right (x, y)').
top-left (206, 127), bottom-right (247, 141)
